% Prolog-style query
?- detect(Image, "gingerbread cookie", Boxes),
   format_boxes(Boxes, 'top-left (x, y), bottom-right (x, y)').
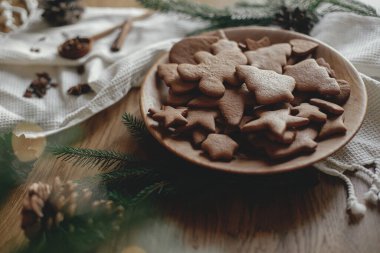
top-left (169, 36), bottom-right (219, 64)
top-left (176, 109), bottom-right (218, 133)
top-left (267, 130), bottom-right (296, 144)
top-left (291, 103), bottom-right (327, 123)
top-left (149, 106), bottom-right (188, 128)
top-left (245, 36), bottom-right (271, 50)
top-left (192, 129), bottom-right (209, 146)
top-left (253, 127), bottom-right (318, 159)
top-left (241, 106), bottom-right (309, 138)
top-left (309, 98), bottom-right (344, 115)
top-left (178, 50), bottom-right (247, 97)
top-left (166, 90), bottom-right (195, 106)
top-left (316, 58), bottom-right (336, 78)
top-left (289, 39), bottom-right (318, 56)
top-left (211, 39), bottom-right (241, 54)
top-left (319, 114), bottom-right (347, 139)
top-left (188, 96), bottom-right (219, 108)
top-left (322, 79), bottom-right (351, 105)
top-left (284, 59), bottom-right (340, 95)
top-left (201, 134), bottom-right (239, 161)
top-left (245, 43), bottom-right (291, 74)
top-left (236, 65), bottom-right (295, 105)
top-left (157, 64), bottom-right (197, 94)
top-left (218, 88), bottom-right (246, 126)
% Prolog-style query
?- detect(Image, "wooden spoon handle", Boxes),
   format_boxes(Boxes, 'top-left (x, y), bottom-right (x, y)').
top-left (90, 24), bottom-right (123, 41)
top-left (110, 19), bottom-right (133, 52)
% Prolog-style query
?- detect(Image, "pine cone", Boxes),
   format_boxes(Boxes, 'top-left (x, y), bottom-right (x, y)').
top-left (273, 6), bottom-right (317, 35)
top-left (21, 177), bottom-right (123, 239)
top-left (41, 0), bottom-right (84, 26)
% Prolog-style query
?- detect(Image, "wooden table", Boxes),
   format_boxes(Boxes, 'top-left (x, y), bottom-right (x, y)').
top-left (1, 1), bottom-right (380, 253)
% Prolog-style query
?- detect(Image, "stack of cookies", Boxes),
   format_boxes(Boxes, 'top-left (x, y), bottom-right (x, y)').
top-left (148, 32), bottom-right (351, 162)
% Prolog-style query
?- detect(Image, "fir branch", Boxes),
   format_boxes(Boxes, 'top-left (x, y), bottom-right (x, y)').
top-left (50, 145), bottom-right (143, 169)
top-left (122, 113), bottom-right (150, 140)
top-left (0, 133), bottom-right (33, 203)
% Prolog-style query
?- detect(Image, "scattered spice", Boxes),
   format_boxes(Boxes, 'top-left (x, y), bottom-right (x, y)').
top-left (30, 48), bottom-right (40, 53)
top-left (77, 65), bottom-right (85, 75)
top-left (67, 83), bottom-right (93, 96)
top-left (23, 72), bottom-right (58, 98)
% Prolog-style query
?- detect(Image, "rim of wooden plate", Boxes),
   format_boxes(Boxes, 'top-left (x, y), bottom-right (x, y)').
top-left (140, 26), bottom-right (367, 175)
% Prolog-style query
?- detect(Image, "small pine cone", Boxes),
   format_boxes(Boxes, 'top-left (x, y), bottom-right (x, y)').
top-left (41, 0), bottom-right (84, 26)
top-left (274, 6), bottom-right (317, 35)
top-left (21, 177), bottom-right (124, 239)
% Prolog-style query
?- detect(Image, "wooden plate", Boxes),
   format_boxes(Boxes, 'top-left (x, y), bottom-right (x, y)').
top-left (140, 26), bottom-right (367, 174)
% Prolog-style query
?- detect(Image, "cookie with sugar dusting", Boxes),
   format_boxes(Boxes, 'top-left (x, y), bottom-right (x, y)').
top-left (201, 133), bottom-right (239, 161)
top-left (245, 43), bottom-right (291, 74)
top-left (178, 49), bottom-right (247, 98)
top-left (284, 59), bottom-right (340, 96)
top-left (236, 65), bottom-right (295, 105)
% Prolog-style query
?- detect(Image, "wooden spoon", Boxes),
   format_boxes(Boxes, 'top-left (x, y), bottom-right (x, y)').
top-left (58, 24), bottom-right (122, 60)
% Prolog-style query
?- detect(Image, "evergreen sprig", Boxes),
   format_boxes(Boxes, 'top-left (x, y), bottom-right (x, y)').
top-left (122, 113), bottom-right (150, 140)
top-left (50, 145), bottom-right (143, 169)
top-left (0, 133), bottom-right (33, 203)
top-left (137, 0), bottom-right (378, 34)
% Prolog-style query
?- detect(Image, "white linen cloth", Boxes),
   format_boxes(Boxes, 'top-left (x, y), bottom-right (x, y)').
top-left (0, 7), bottom-right (204, 137)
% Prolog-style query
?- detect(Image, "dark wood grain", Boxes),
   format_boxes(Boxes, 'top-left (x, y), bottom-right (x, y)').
top-left (0, 1), bottom-right (379, 253)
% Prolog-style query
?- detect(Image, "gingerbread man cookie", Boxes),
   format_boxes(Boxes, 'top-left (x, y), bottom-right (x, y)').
top-left (201, 133), bottom-right (239, 161)
top-left (245, 43), bottom-right (291, 74)
top-left (284, 59), bottom-right (340, 95)
top-left (236, 65), bottom-right (295, 105)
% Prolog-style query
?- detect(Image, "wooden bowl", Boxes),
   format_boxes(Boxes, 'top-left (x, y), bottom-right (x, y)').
top-left (140, 26), bottom-right (367, 175)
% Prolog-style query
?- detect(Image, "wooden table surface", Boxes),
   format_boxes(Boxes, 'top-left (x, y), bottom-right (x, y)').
top-left (1, 1), bottom-right (380, 253)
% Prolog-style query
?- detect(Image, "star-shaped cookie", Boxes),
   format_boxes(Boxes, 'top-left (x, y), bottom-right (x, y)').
top-left (284, 59), bottom-right (340, 95)
top-left (236, 65), bottom-right (295, 105)
top-left (178, 50), bottom-right (247, 98)
top-left (148, 106), bottom-right (188, 128)
top-left (157, 64), bottom-right (197, 94)
top-left (253, 127), bottom-right (318, 159)
top-left (201, 133), bottom-right (239, 161)
top-left (291, 103), bottom-right (327, 123)
top-left (319, 114), bottom-right (347, 140)
top-left (241, 106), bottom-right (309, 138)
top-left (245, 43), bottom-right (291, 74)
top-left (176, 109), bottom-right (218, 133)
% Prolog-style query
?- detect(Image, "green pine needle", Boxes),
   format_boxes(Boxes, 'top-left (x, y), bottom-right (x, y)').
top-left (122, 113), bottom-right (149, 140)
top-left (50, 145), bottom-right (142, 169)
